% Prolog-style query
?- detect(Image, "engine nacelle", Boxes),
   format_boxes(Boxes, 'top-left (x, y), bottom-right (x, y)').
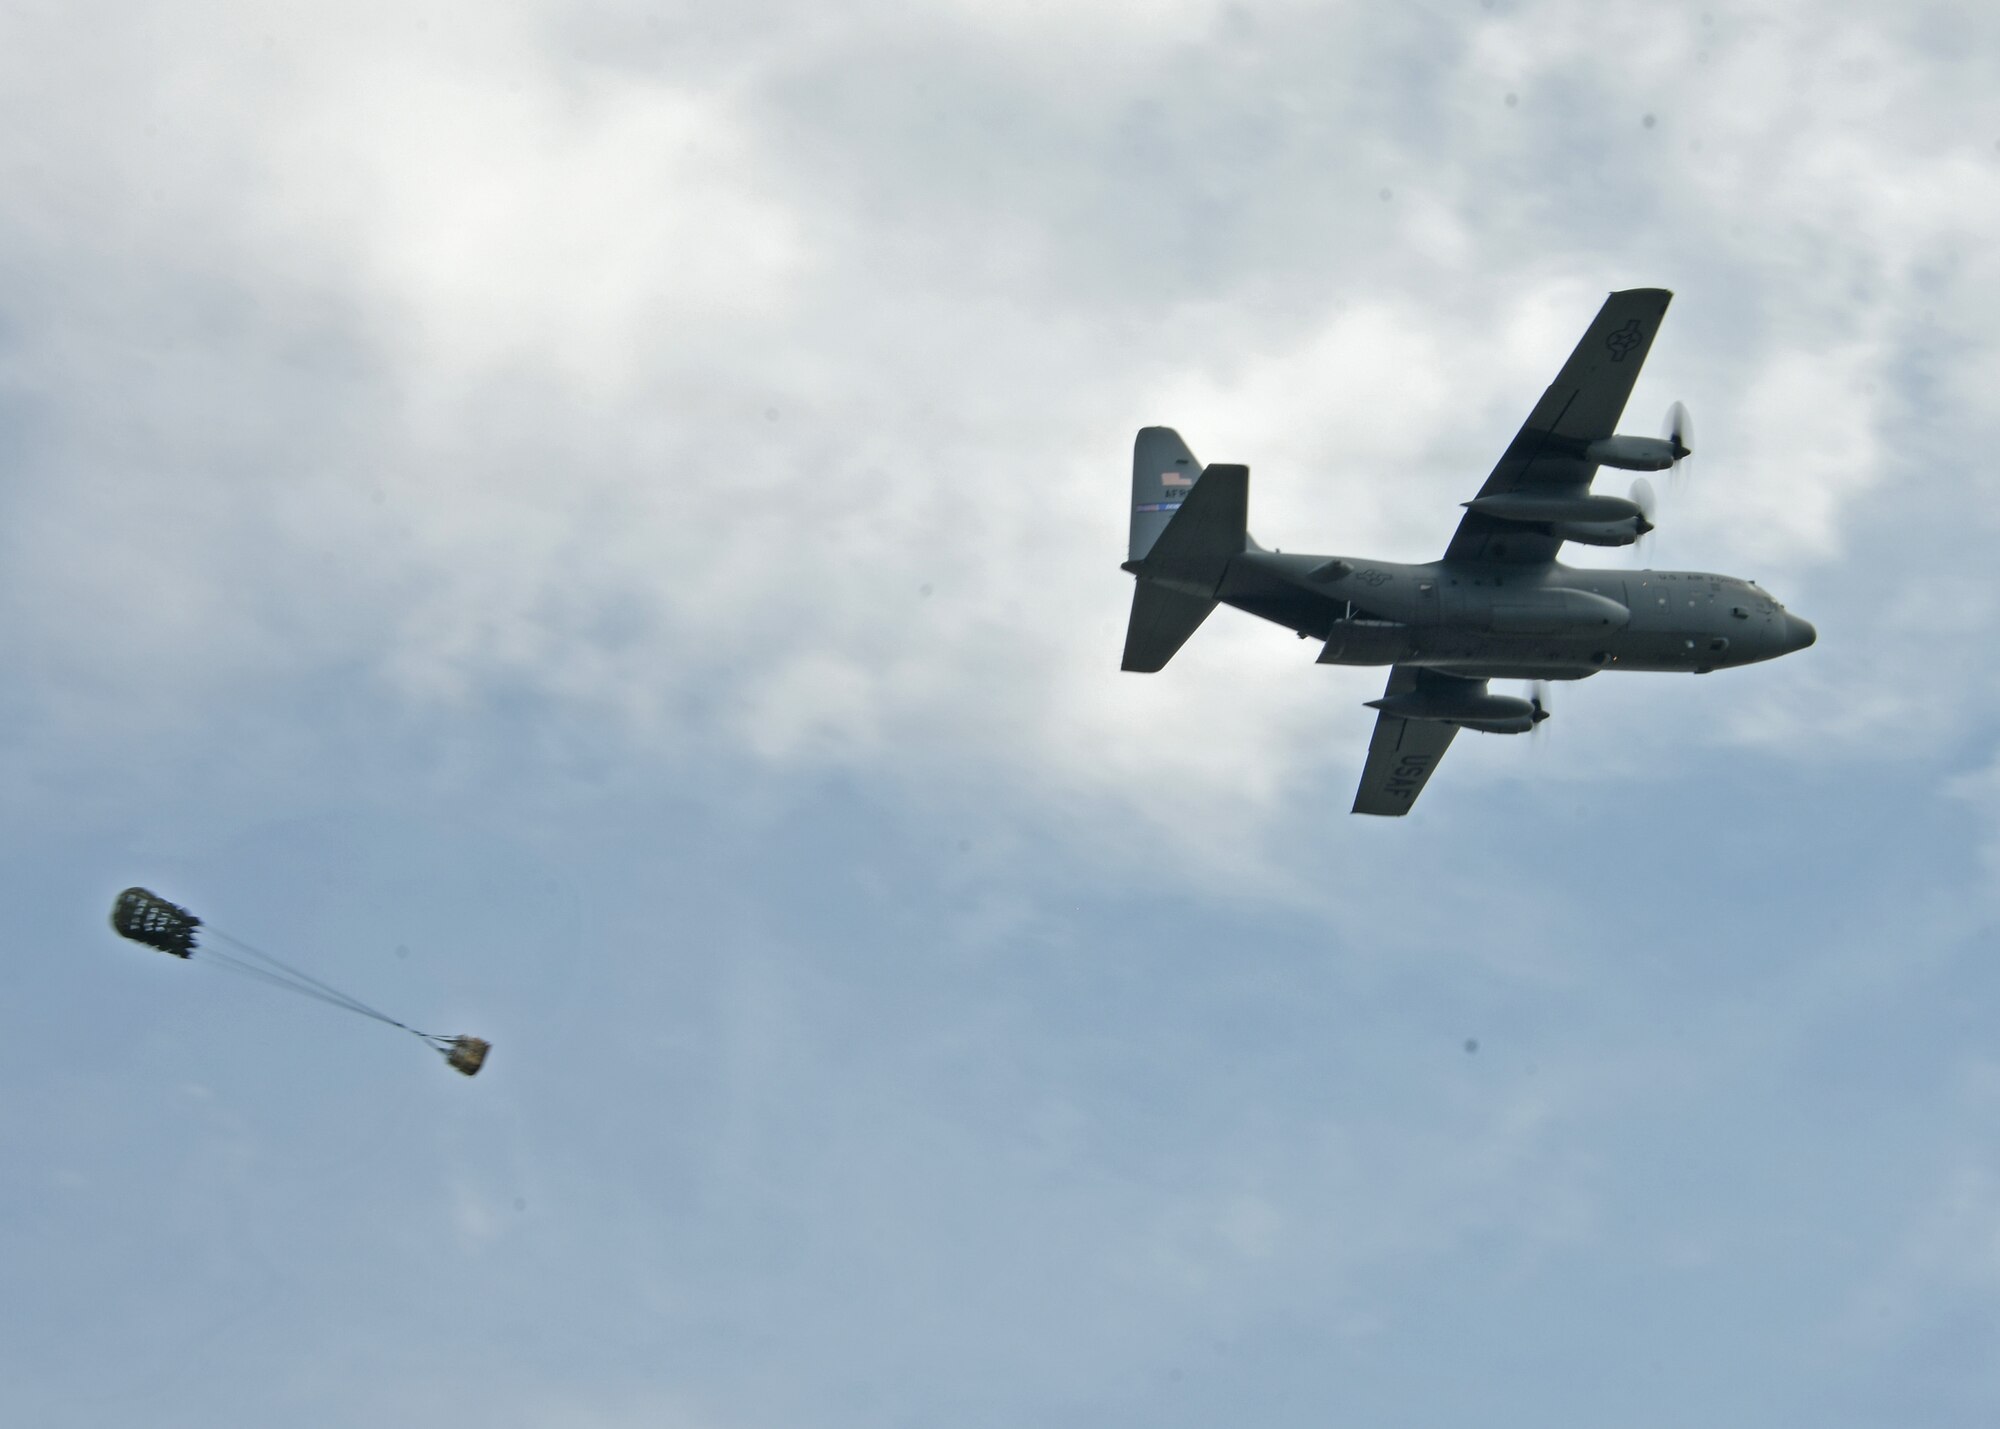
top-left (1461, 493), bottom-right (1652, 547)
top-left (1452, 711), bottom-right (1544, 735)
top-left (1583, 435), bottom-right (1678, 471)
top-left (1550, 518), bottom-right (1648, 547)
top-left (1368, 688), bottom-right (1536, 725)
top-left (1465, 492), bottom-right (1646, 524)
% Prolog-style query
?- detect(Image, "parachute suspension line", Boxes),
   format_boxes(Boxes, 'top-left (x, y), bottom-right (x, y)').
top-left (197, 946), bottom-right (437, 1040)
top-left (202, 935), bottom-right (484, 1073)
top-left (197, 933), bottom-right (481, 1070)
top-left (200, 939), bottom-right (382, 1017)
top-left (195, 945), bottom-right (386, 1017)
top-left (204, 929), bottom-right (423, 1034)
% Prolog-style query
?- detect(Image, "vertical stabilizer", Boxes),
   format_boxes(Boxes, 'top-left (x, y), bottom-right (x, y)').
top-left (1119, 453), bottom-right (1250, 673)
top-left (1131, 427), bottom-right (1200, 563)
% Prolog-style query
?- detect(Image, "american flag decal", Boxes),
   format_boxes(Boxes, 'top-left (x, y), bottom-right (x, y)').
top-left (1160, 468), bottom-right (1194, 489)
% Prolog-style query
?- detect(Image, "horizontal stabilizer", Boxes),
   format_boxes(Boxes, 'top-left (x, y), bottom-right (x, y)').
top-left (1121, 583), bottom-right (1216, 673)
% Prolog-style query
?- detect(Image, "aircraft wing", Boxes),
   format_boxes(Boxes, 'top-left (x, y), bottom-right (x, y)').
top-left (1443, 287), bottom-right (1673, 565)
top-left (1352, 667), bottom-right (1459, 816)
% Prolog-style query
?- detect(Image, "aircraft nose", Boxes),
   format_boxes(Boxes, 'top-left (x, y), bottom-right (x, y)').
top-left (1782, 613), bottom-right (1817, 651)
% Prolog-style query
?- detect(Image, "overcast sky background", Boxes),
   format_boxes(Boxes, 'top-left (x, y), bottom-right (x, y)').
top-left (5, 1), bottom-right (2000, 1424)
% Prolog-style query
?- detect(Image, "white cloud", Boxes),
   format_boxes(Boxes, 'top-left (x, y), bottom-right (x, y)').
top-left (254, 56), bottom-right (806, 398)
top-left (15, 0), bottom-right (1986, 841)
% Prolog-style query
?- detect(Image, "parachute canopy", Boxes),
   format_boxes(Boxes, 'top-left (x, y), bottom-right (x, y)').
top-left (111, 887), bottom-right (201, 958)
top-left (107, 887), bottom-right (489, 1077)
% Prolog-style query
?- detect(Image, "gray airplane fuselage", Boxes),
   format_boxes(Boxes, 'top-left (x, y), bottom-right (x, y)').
top-left (1216, 550), bottom-right (1816, 680)
top-left (1119, 289), bottom-right (1820, 813)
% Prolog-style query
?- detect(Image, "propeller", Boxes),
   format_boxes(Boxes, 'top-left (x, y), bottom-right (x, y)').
top-left (1627, 402), bottom-right (1690, 560)
top-left (1528, 680), bottom-right (1553, 741)
top-left (1627, 475), bottom-right (1658, 559)
top-left (1629, 474), bottom-right (1658, 528)
top-left (1663, 399), bottom-right (1693, 494)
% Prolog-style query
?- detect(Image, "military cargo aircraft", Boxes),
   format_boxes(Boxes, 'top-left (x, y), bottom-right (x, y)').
top-left (1119, 288), bottom-right (1816, 815)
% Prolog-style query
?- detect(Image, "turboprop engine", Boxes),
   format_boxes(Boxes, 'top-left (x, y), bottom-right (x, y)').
top-left (1583, 403), bottom-right (1693, 473)
top-left (1461, 492), bottom-right (1652, 548)
top-left (1365, 685), bottom-right (1549, 734)
top-left (1582, 435), bottom-right (1679, 471)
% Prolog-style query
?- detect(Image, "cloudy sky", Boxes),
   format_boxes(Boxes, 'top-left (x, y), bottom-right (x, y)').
top-left (6, 0), bottom-right (2000, 1424)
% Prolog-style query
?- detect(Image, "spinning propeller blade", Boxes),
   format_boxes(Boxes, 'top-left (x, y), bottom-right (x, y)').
top-left (1663, 399), bottom-right (1694, 494)
top-left (1628, 476), bottom-right (1658, 557)
top-left (1628, 403), bottom-right (1691, 559)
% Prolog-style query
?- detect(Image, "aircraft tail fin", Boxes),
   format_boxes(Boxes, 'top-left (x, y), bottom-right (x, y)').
top-left (1130, 426), bottom-right (1201, 563)
top-left (1120, 454), bottom-right (1249, 673)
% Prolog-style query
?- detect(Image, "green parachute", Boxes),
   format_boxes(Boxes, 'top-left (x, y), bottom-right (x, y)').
top-left (110, 887), bottom-right (490, 1076)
